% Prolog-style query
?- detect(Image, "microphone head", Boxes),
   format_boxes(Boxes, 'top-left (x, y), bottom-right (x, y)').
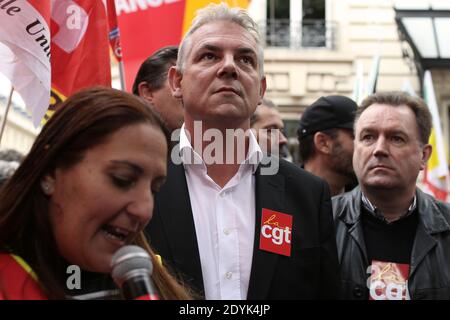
top-left (111, 245), bottom-right (153, 287)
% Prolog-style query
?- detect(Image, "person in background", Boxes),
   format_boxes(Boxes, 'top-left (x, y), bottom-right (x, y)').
top-left (0, 149), bottom-right (24, 187)
top-left (146, 3), bottom-right (340, 300)
top-left (0, 149), bottom-right (24, 163)
top-left (250, 98), bottom-right (292, 161)
top-left (333, 92), bottom-right (450, 300)
top-left (0, 87), bottom-right (191, 300)
top-left (133, 46), bottom-right (184, 132)
top-left (297, 95), bottom-right (357, 196)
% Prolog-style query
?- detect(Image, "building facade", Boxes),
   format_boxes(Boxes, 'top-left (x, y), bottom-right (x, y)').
top-left (247, 0), bottom-right (450, 162)
top-left (0, 93), bottom-right (40, 155)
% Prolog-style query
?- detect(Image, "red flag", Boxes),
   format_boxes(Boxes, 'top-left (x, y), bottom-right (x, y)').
top-left (116, 0), bottom-right (185, 91)
top-left (0, 0), bottom-right (51, 126)
top-left (0, 253), bottom-right (47, 300)
top-left (29, 0), bottom-right (50, 24)
top-left (48, 0), bottom-right (111, 120)
top-left (107, 0), bottom-right (122, 62)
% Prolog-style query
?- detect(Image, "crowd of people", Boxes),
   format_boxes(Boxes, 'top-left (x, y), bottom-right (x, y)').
top-left (0, 3), bottom-right (449, 300)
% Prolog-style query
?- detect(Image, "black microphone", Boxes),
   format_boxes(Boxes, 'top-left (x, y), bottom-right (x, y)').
top-left (111, 245), bottom-right (159, 300)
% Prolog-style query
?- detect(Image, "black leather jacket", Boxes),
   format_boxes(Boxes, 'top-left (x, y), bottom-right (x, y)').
top-left (332, 186), bottom-right (450, 300)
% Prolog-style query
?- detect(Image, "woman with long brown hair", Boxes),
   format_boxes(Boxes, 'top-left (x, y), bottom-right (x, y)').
top-left (0, 87), bottom-right (191, 299)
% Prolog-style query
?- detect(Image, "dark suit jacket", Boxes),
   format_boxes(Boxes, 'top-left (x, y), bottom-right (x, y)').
top-left (145, 158), bottom-right (340, 299)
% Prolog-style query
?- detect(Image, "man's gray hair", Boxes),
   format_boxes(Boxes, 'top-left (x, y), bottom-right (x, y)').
top-left (176, 2), bottom-right (264, 77)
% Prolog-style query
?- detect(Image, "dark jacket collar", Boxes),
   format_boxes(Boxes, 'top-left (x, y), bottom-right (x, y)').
top-left (416, 188), bottom-right (450, 234)
top-left (334, 186), bottom-right (450, 234)
top-left (158, 157), bottom-right (288, 299)
top-left (334, 186), bottom-right (362, 225)
top-left (246, 161), bottom-right (286, 299)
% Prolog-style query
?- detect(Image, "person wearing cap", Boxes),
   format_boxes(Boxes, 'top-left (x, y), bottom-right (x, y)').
top-left (297, 95), bottom-right (357, 196)
top-left (250, 98), bottom-right (292, 161)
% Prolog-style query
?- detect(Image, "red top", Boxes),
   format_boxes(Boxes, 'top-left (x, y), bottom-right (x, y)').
top-left (0, 253), bottom-right (47, 300)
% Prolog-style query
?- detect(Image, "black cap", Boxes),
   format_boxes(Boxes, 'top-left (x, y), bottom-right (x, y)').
top-left (297, 95), bottom-right (357, 140)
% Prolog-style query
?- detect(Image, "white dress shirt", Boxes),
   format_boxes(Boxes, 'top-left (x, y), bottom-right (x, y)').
top-left (179, 125), bottom-right (262, 300)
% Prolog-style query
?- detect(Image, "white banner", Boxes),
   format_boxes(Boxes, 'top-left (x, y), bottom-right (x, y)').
top-left (0, 0), bottom-right (51, 127)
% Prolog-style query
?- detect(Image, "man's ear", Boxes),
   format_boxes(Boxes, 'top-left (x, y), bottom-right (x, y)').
top-left (41, 174), bottom-right (55, 196)
top-left (137, 82), bottom-right (155, 103)
top-left (313, 132), bottom-right (332, 155)
top-left (257, 76), bottom-right (267, 105)
top-left (168, 66), bottom-right (183, 99)
top-left (420, 144), bottom-right (433, 171)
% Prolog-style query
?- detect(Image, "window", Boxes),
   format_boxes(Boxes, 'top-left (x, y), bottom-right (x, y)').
top-left (265, 0), bottom-right (329, 49)
top-left (302, 0), bottom-right (326, 47)
top-left (266, 0), bottom-right (290, 47)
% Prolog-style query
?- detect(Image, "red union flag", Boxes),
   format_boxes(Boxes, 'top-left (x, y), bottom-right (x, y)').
top-left (116, 0), bottom-right (185, 91)
top-left (107, 0), bottom-right (122, 62)
top-left (48, 0), bottom-right (111, 120)
top-left (0, 0), bottom-right (51, 127)
top-left (259, 208), bottom-right (292, 257)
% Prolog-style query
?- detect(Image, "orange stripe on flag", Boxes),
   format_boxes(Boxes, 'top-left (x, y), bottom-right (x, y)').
top-left (182, 0), bottom-right (250, 36)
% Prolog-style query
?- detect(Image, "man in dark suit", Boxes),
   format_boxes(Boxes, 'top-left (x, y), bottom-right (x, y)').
top-left (146, 3), bottom-right (340, 300)
top-left (132, 46), bottom-right (184, 132)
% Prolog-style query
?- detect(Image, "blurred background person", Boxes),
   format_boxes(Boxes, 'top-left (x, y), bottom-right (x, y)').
top-left (0, 149), bottom-right (23, 188)
top-left (0, 149), bottom-right (24, 163)
top-left (0, 87), bottom-right (191, 300)
top-left (297, 95), bottom-right (357, 196)
top-left (0, 160), bottom-right (20, 188)
top-left (251, 98), bottom-right (292, 161)
top-left (132, 46), bottom-right (184, 132)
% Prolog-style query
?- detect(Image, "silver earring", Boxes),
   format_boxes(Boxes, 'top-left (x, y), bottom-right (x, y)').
top-left (41, 181), bottom-right (53, 194)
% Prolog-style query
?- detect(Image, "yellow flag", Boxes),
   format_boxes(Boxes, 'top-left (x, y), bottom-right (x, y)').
top-left (182, 0), bottom-right (251, 36)
top-left (423, 70), bottom-right (449, 201)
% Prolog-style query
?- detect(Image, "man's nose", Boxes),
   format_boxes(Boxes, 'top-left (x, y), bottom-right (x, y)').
top-left (373, 136), bottom-right (389, 157)
top-left (279, 130), bottom-right (288, 146)
top-left (218, 54), bottom-right (238, 78)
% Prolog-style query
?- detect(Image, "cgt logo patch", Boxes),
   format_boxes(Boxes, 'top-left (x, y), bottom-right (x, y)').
top-left (259, 209), bottom-right (292, 257)
top-left (368, 261), bottom-right (410, 300)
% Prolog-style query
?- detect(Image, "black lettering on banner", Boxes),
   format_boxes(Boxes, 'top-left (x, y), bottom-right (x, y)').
top-left (26, 18), bottom-right (44, 35)
top-left (0, 0), bottom-right (21, 16)
top-left (26, 19), bottom-right (51, 59)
